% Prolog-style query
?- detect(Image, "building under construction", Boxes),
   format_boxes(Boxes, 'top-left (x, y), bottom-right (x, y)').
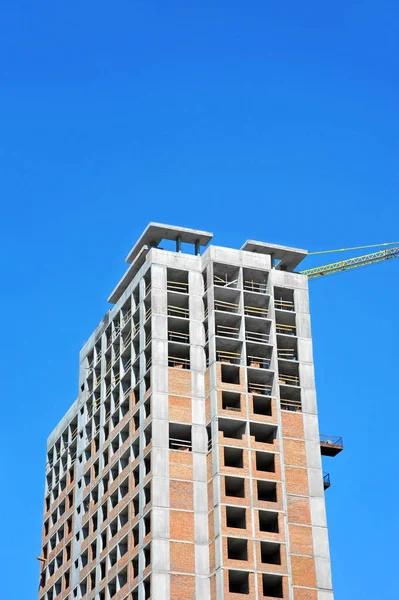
top-left (39, 223), bottom-right (345, 600)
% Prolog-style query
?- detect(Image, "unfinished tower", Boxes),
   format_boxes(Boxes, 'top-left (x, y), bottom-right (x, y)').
top-left (39, 223), bottom-right (342, 600)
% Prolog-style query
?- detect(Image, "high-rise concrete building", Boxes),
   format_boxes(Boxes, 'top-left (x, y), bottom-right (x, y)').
top-left (39, 223), bottom-right (343, 600)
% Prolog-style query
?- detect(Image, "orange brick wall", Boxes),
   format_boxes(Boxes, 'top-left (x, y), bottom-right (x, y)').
top-left (282, 410), bottom-right (317, 597)
top-left (170, 574), bottom-right (195, 600)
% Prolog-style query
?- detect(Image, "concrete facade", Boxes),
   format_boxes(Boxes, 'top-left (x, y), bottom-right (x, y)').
top-left (39, 224), bottom-right (336, 600)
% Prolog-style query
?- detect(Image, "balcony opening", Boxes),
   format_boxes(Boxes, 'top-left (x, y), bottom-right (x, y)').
top-left (216, 338), bottom-right (242, 366)
top-left (225, 476), bottom-right (245, 498)
top-left (224, 447), bottom-right (243, 469)
top-left (259, 511), bottom-right (279, 533)
top-left (132, 556), bottom-right (139, 579)
top-left (213, 263), bottom-right (239, 289)
top-left (260, 541), bottom-right (281, 565)
top-left (167, 268), bottom-right (189, 294)
top-left (276, 335), bottom-right (297, 361)
top-left (202, 268), bottom-right (208, 291)
top-left (215, 312), bottom-right (241, 339)
top-left (244, 291), bottom-right (269, 318)
top-left (168, 341), bottom-right (190, 369)
top-left (221, 364), bottom-right (240, 384)
top-left (144, 577), bottom-right (151, 599)
top-left (118, 568), bottom-right (127, 589)
top-left (228, 570), bottom-right (249, 594)
top-left (144, 454), bottom-right (151, 476)
top-left (228, 537), bottom-right (248, 561)
top-left (144, 484), bottom-right (151, 506)
top-left (144, 514), bottom-right (151, 536)
top-left (168, 316), bottom-right (190, 344)
top-left (167, 293), bottom-right (189, 319)
top-left (275, 312), bottom-right (296, 336)
top-left (108, 578), bottom-right (117, 598)
top-left (100, 560), bottom-right (106, 579)
top-left (243, 268), bottom-right (268, 294)
top-left (250, 423), bottom-right (277, 444)
top-left (222, 391), bottom-right (241, 412)
top-left (253, 395), bottom-right (272, 416)
top-left (133, 525), bottom-right (139, 547)
top-left (214, 286), bottom-right (240, 314)
top-left (90, 541), bottom-right (97, 561)
top-left (274, 287), bottom-right (294, 312)
top-left (278, 362), bottom-right (299, 387)
top-left (280, 386), bottom-right (301, 412)
top-left (169, 423), bottom-right (192, 452)
top-left (219, 419), bottom-right (246, 441)
top-left (144, 543), bottom-right (151, 568)
top-left (133, 494), bottom-right (140, 517)
top-left (256, 452), bottom-right (275, 473)
top-left (226, 506), bottom-right (246, 529)
top-left (109, 549), bottom-right (117, 568)
top-left (101, 532), bottom-right (107, 551)
top-left (248, 372), bottom-right (273, 397)
top-left (119, 537), bottom-right (128, 560)
top-left (133, 466), bottom-right (140, 488)
top-left (262, 574), bottom-right (283, 598)
top-left (144, 424), bottom-right (152, 448)
top-left (257, 481), bottom-right (277, 502)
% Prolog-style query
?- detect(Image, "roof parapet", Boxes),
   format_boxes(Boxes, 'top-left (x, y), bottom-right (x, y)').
top-left (126, 222), bottom-right (213, 264)
top-left (241, 240), bottom-right (308, 271)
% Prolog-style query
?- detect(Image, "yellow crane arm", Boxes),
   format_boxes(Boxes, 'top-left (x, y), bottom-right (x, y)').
top-left (300, 246), bottom-right (399, 279)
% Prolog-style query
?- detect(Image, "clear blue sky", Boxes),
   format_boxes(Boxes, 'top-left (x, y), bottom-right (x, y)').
top-left (0, 1), bottom-right (398, 598)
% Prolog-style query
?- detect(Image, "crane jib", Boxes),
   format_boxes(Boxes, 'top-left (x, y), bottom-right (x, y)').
top-left (300, 246), bottom-right (399, 280)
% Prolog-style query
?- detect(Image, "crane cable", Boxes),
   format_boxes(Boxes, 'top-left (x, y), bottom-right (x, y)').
top-left (309, 241), bottom-right (399, 256)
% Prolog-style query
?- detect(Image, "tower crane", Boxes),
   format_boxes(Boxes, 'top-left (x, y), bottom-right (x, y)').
top-left (299, 242), bottom-right (399, 279)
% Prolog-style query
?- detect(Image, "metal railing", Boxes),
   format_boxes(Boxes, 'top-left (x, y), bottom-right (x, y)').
top-left (121, 310), bottom-right (132, 328)
top-left (275, 299), bottom-right (295, 311)
top-left (277, 349), bottom-right (297, 360)
top-left (169, 438), bottom-right (192, 451)
top-left (248, 382), bottom-right (272, 396)
top-left (279, 374), bottom-right (299, 386)
top-left (245, 330), bottom-right (270, 343)
top-left (167, 280), bottom-right (189, 293)
top-left (168, 330), bottom-right (189, 343)
top-left (167, 305), bottom-right (189, 318)
top-left (280, 398), bottom-right (302, 412)
top-left (244, 305), bottom-right (268, 318)
top-left (105, 375), bottom-right (120, 398)
top-left (215, 324), bottom-right (240, 338)
top-left (276, 323), bottom-right (296, 336)
top-left (247, 355), bottom-right (271, 369)
top-left (216, 350), bottom-right (241, 365)
top-left (323, 473), bottom-right (331, 489)
top-left (319, 435), bottom-right (343, 447)
top-left (213, 275), bottom-right (238, 289)
top-left (88, 397), bottom-right (101, 418)
top-left (222, 404), bottom-right (241, 412)
top-left (168, 356), bottom-right (190, 369)
top-left (244, 281), bottom-right (269, 294)
top-left (106, 327), bottom-right (121, 350)
top-left (214, 299), bottom-right (240, 313)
